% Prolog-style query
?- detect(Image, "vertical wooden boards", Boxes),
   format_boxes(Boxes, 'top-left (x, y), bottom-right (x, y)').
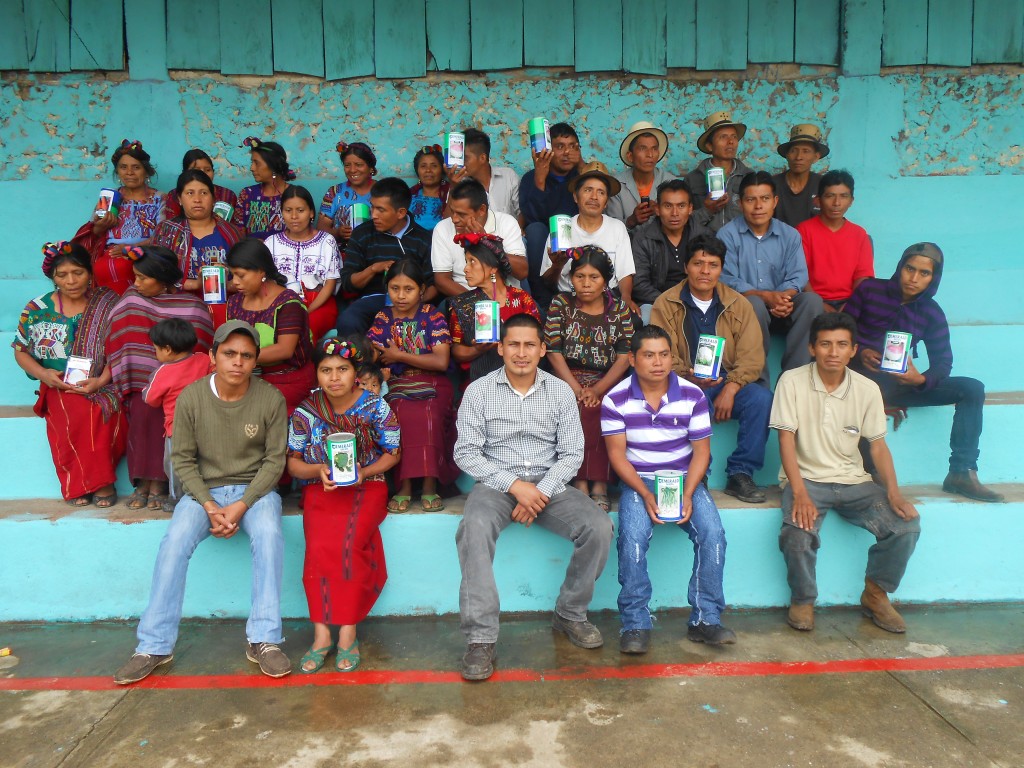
top-left (0, 0), bottom-right (29, 69)
top-left (470, 0), bottom-right (522, 70)
top-left (25, 0), bottom-right (71, 72)
top-left (324, 0), bottom-right (375, 79)
top-left (840, 0), bottom-right (882, 76)
top-left (881, 0), bottom-right (926, 66)
top-left (666, 0), bottom-right (697, 68)
top-left (272, 0), bottom-right (324, 76)
top-left (926, 0), bottom-right (972, 66)
top-left (696, 0), bottom-right (747, 71)
top-left (622, 0), bottom-right (666, 75)
top-left (124, 0), bottom-right (166, 79)
top-left (70, 0), bottom-right (123, 70)
top-left (219, 0), bottom-right (273, 76)
top-left (426, 0), bottom-right (469, 70)
top-left (748, 0), bottom-right (795, 62)
top-left (166, 0), bottom-right (219, 70)
top-left (794, 0), bottom-right (839, 65)
top-left (973, 0), bottom-right (1024, 63)
top-left (375, 0), bottom-right (426, 77)
top-left (523, 0), bottom-right (573, 67)
top-left (575, 0), bottom-right (621, 71)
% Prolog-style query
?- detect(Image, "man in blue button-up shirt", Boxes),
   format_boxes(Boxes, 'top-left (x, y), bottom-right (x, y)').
top-left (719, 171), bottom-right (824, 376)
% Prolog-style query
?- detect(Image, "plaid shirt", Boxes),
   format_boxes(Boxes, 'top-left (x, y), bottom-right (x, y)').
top-left (454, 367), bottom-right (583, 498)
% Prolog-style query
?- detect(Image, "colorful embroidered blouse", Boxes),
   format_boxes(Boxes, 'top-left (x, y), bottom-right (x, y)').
top-left (287, 389), bottom-right (401, 486)
top-left (232, 185), bottom-right (285, 239)
top-left (544, 293), bottom-right (635, 380)
top-left (106, 190), bottom-right (163, 245)
top-left (227, 289), bottom-right (312, 373)
top-left (408, 182), bottom-right (450, 231)
top-left (265, 230), bottom-right (342, 294)
top-left (320, 182), bottom-right (372, 229)
top-left (13, 293), bottom-right (80, 373)
top-left (366, 304), bottom-right (451, 378)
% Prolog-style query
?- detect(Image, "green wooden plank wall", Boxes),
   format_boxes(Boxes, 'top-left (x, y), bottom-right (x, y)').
top-left (523, 0), bottom-right (573, 67)
top-left (972, 0), bottom-right (1024, 63)
top-left (376, 0), bottom-right (426, 78)
top-left (696, 0), bottom-right (748, 71)
top-left (70, 0), bottom-right (123, 70)
top-left (927, 0), bottom-right (973, 66)
top-left (574, 0), bottom-right (621, 72)
top-left (882, 0), bottom-right (927, 67)
top-left (167, 0), bottom-right (219, 71)
top-left (748, 0), bottom-right (794, 63)
top-left (219, 0), bottom-right (273, 76)
top-left (324, 2), bottom-right (375, 79)
top-left (273, 0), bottom-right (325, 77)
top-left (622, 0), bottom-right (667, 75)
top-left (470, 0), bottom-right (522, 71)
top-left (25, 0), bottom-right (71, 72)
top-left (13, 1), bottom-right (1024, 76)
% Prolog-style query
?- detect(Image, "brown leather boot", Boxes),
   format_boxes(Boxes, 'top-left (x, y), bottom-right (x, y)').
top-left (860, 578), bottom-right (906, 633)
top-left (787, 603), bottom-right (814, 631)
top-left (942, 471), bottom-right (1005, 503)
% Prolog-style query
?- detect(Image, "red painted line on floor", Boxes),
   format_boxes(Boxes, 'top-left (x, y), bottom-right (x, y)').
top-left (2, 652), bottom-right (1023, 692)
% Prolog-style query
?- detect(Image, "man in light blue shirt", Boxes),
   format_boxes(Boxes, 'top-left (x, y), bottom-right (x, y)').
top-left (719, 171), bottom-right (824, 376)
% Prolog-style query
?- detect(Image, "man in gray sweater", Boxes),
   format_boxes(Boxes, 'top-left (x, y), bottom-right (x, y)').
top-left (115, 320), bottom-right (291, 684)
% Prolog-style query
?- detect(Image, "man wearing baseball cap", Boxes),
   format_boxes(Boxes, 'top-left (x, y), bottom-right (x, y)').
top-left (539, 160), bottom-right (637, 312)
top-left (607, 121), bottom-right (672, 231)
top-left (773, 124), bottom-right (830, 227)
top-left (685, 111), bottom-right (753, 233)
top-left (844, 243), bottom-right (1004, 503)
top-left (115, 320), bottom-right (293, 684)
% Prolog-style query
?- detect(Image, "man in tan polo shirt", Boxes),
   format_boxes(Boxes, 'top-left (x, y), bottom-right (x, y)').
top-left (769, 312), bottom-right (920, 633)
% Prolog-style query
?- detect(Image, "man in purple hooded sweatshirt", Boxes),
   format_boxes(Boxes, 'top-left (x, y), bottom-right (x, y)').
top-left (844, 242), bottom-right (1003, 502)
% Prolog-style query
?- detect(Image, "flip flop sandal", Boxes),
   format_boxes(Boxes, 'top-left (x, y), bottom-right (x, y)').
top-left (65, 495), bottom-right (92, 507)
top-left (125, 489), bottom-right (149, 510)
top-left (387, 495), bottom-right (411, 513)
top-left (299, 645), bottom-right (333, 674)
top-left (93, 493), bottom-right (118, 509)
top-left (335, 639), bottom-right (360, 672)
top-left (420, 494), bottom-right (446, 511)
top-left (148, 494), bottom-right (170, 511)
top-left (590, 493), bottom-right (611, 512)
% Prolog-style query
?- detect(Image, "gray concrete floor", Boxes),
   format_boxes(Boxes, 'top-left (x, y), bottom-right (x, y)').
top-left (1, 604), bottom-right (1022, 768)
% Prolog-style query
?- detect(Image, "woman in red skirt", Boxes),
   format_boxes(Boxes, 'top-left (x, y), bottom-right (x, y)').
top-left (287, 338), bottom-right (401, 673)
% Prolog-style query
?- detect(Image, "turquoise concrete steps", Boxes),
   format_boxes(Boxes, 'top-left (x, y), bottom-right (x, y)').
top-left (1, 485), bottom-right (1021, 622)
top-left (3, 393), bottom-right (1022, 500)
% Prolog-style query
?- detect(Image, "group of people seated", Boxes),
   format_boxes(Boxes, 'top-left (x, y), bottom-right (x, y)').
top-left (13, 110), bottom-right (1002, 684)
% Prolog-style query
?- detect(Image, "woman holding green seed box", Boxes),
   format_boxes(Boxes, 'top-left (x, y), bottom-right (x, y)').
top-left (319, 141), bottom-right (377, 246)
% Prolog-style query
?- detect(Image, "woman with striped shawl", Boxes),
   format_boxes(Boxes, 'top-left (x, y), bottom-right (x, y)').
top-left (105, 246), bottom-right (214, 510)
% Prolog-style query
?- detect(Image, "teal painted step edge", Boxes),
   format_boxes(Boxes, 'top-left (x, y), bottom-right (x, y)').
top-left (2, 499), bottom-right (1021, 622)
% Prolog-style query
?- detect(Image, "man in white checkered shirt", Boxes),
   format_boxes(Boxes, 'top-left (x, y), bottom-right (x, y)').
top-left (454, 314), bottom-right (613, 681)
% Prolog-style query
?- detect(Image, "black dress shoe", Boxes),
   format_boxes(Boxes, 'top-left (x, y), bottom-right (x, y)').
top-left (687, 622), bottom-right (737, 645)
top-left (462, 643), bottom-right (497, 681)
top-left (942, 471), bottom-right (1005, 503)
top-left (724, 473), bottom-right (767, 503)
top-left (619, 629), bottom-right (651, 654)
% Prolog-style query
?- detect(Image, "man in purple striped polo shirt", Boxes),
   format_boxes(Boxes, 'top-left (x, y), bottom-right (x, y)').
top-left (602, 325), bottom-right (736, 655)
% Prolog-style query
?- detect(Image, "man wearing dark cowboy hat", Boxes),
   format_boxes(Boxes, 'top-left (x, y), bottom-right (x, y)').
top-left (773, 124), bottom-right (830, 227)
top-left (686, 111), bottom-right (753, 233)
top-left (540, 161), bottom-right (637, 312)
top-left (607, 121), bottom-right (672, 231)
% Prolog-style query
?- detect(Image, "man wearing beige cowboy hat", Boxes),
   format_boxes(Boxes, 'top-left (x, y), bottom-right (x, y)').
top-left (773, 123), bottom-right (830, 227)
top-left (686, 110), bottom-right (753, 233)
top-left (607, 121), bottom-right (671, 231)
top-left (540, 161), bottom-right (637, 312)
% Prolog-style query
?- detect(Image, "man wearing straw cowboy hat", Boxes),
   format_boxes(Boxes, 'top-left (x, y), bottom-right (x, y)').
top-left (773, 123), bottom-right (830, 227)
top-left (686, 110), bottom-right (753, 233)
top-left (607, 121), bottom-right (672, 231)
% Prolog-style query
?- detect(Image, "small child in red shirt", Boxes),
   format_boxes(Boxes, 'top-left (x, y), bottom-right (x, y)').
top-left (143, 318), bottom-right (213, 512)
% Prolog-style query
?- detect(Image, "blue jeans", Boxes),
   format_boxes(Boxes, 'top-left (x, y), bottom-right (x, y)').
top-left (336, 294), bottom-right (387, 336)
top-left (617, 479), bottom-right (727, 630)
top-left (701, 381), bottom-right (773, 478)
top-left (136, 486), bottom-right (284, 655)
top-left (524, 221), bottom-right (555, 315)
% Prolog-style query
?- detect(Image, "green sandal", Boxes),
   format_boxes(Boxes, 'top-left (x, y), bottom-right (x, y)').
top-left (387, 495), bottom-right (411, 513)
top-left (420, 494), bottom-right (446, 511)
top-left (335, 639), bottom-right (360, 672)
top-left (299, 645), bottom-right (333, 674)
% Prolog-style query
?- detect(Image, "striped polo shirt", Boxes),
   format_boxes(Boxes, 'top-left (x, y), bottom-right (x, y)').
top-left (601, 372), bottom-right (712, 476)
